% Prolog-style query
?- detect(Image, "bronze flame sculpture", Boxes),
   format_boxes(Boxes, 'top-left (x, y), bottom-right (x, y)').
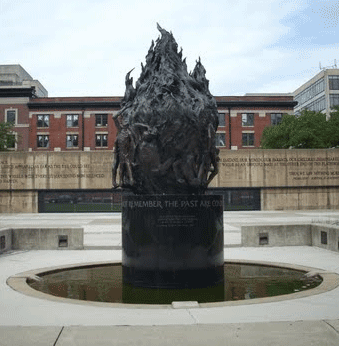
top-left (112, 24), bottom-right (219, 195)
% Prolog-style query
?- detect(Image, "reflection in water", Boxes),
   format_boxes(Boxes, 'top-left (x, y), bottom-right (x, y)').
top-left (28, 263), bottom-right (322, 305)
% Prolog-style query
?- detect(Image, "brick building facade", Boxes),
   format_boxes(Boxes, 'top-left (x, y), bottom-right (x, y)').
top-left (0, 66), bottom-right (297, 152)
top-left (28, 97), bottom-right (120, 152)
top-left (0, 87), bottom-right (34, 151)
top-left (215, 95), bottom-right (297, 150)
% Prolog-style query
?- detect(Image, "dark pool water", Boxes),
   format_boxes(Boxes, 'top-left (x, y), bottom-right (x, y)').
top-left (28, 263), bottom-right (323, 305)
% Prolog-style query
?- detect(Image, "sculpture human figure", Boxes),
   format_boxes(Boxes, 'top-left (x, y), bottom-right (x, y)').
top-left (198, 123), bottom-right (219, 187)
top-left (172, 131), bottom-right (201, 187)
top-left (112, 115), bottom-right (135, 189)
top-left (122, 69), bottom-right (136, 107)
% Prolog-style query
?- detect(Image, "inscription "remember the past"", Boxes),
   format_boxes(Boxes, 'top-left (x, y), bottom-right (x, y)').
top-left (122, 199), bottom-right (223, 209)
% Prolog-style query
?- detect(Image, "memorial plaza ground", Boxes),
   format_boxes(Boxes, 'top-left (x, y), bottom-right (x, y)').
top-left (1, 210), bottom-right (339, 345)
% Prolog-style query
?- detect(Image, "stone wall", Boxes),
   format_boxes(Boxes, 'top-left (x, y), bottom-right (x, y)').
top-left (215, 149), bottom-right (339, 188)
top-left (1, 149), bottom-right (339, 212)
top-left (213, 149), bottom-right (339, 211)
top-left (261, 187), bottom-right (339, 211)
top-left (0, 190), bottom-right (37, 213)
top-left (0, 151), bottom-right (111, 190)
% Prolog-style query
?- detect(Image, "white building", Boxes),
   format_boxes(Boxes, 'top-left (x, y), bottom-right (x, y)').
top-left (0, 64), bottom-right (48, 97)
top-left (293, 68), bottom-right (339, 119)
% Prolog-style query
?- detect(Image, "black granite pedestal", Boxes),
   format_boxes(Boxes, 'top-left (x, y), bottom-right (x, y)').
top-left (122, 194), bottom-right (224, 289)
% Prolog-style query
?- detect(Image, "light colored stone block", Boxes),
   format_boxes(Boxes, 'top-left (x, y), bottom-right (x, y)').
top-left (11, 228), bottom-right (84, 250)
top-left (172, 301), bottom-right (199, 309)
top-left (241, 224), bottom-right (312, 247)
top-left (0, 229), bottom-right (12, 253)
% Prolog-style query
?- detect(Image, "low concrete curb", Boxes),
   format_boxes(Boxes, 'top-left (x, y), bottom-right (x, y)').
top-left (241, 223), bottom-right (339, 252)
top-left (0, 227), bottom-right (84, 251)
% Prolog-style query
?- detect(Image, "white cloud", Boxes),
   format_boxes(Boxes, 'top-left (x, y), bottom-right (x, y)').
top-left (1, 0), bottom-right (338, 97)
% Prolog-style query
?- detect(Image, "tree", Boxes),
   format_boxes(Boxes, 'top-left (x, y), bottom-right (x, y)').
top-left (0, 122), bottom-right (16, 151)
top-left (260, 113), bottom-right (296, 149)
top-left (327, 107), bottom-right (339, 148)
top-left (289, 110), bottom-right (329, 149)
top-left (260, 110), bottom-right (336, 149)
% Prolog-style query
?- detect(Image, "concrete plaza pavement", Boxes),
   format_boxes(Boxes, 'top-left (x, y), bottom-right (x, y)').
top-left (1, 210), bottom-right (339, 345)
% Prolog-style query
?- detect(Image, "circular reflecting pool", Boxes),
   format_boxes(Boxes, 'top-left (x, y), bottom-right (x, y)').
top-left (27, 262), bottom-right (323, 305)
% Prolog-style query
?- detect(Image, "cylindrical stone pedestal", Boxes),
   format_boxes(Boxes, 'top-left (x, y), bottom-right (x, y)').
top-left (122, 194), bottom-right (224, 288)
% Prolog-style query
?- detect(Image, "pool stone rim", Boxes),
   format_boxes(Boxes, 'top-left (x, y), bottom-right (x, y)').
top-left (7, 260), bottom-right (339, 309)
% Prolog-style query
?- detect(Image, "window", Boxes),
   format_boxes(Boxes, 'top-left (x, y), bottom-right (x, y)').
top-left (66, 114), bottom-right (79, 127)
top-left (218, 113), bottom-right (225, 127)
top-left (329, 75), bottom-right (339, 90)
top-left (66, 134), bottom-right (78, 148)
top-left (37, 135), bottom-right (49, 148)
top-left (95, 114), bottom-right (108, 127)
top-left (271, 113), bottom-right (283, 125)
top-left (330, 95), bottom-right (339, 108)
top-left (37, 115), bottom-right (49, 128)
top-left (242, 133), bottom-right (254, 147)
top-left (321, 231), bottom-right (328, 245)
top-left (0, 235), bottom-right (5, 250)
top-left (242, 113), bottom-right (254, 126)
top-left (215, 133), bottom-right (226, 147)
top-left (5, 109), bottom-right (16, 124)
top-left (5, 133), bottom-right (16, 150)
top-left (96, 134), bottom-right (108, 147)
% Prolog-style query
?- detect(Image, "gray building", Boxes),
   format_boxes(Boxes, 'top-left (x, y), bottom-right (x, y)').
top-left (0, 64), bottom-right (48, 97)
top-left (293, 68), bottom-right (339, 119)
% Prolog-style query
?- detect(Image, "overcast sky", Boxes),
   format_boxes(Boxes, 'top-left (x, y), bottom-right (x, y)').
top-left (1, 0), bottom-right (338, 97)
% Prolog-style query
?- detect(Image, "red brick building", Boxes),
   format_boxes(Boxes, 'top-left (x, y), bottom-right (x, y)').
top-left (1, 93), bottom-right (297, 152)
top-left (0, 66), bottom-right (297, 152)
top-left (0, 87), bottom-right (35, 151)
top-left (215, 95), bottom-right (297, 150)
top-left (28, 97), bottom-right (120, 152)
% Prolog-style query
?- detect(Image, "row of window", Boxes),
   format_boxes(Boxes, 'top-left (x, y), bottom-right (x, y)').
top-left (295, 78), bottom-right (325, 107)
top-left (218, 113), bottom-right (283, 127)
top-left (299, 95), bottom-right (326, 113)
top-left (296, 93), bottom-right (339, 113)
top-left (37, 132), bottom-right (254, 149)
top-left (215, 132), bottom-right (254, 147)
top-left (37, 134), bottom-right (108, 148)
top-left (294, 75), bottom-right (339, 109)
top-left (37, 114), bottom-right (109, 128)
top-left (5, 110), bottom-right (282, 129)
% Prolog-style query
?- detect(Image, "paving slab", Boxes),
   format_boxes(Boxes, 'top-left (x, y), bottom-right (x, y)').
top-left (0, 326), bottom-right (62, 346)
top-left (325, 319), bottom-right (339, 333)
top-left (56, 322), bottom-right (339, 346)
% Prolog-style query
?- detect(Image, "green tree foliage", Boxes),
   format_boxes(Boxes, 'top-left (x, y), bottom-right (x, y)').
top-left (327, 107), bottom-right (339, 148)
top-left (260, 113), bottom-right (296, 149)
top-left (0, 122), bottom-right (16, 151)
top-left (260, 109), bottom-right (339, 149)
